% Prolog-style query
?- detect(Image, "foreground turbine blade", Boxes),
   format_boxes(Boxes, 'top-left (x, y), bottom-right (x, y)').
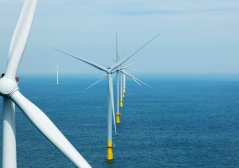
top-left (5, 0), bottom-right (37, 79)
top-left (2, 98), bottom-right (16, 168)
top-left (53, 48), bottom-right (109, 72)
top-left (109, 75), bottom-right (117, 134)
top-left (10, 91), bottom-right (92, 168)
top-left (86, 75), bottom-right (107, 90)
top-left (111, 33), bottom-right (160, 71)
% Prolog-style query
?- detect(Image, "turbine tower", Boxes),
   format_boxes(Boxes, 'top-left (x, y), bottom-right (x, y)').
top-left (123, 71), bottom-right (126, 96)
top-left (120, 69), bottom-right (123, 108)
top-left (0, 1), bottom-right (91, 167)
top-left (54, 33), bottom-right (159, 160)
top-left (56, 62), bottom-right (59, 85)
top-left (115, 33), bottom-right (121, 124)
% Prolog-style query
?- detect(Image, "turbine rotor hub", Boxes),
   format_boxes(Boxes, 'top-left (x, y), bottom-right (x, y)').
top-left (107, 70), bottom-right (112, 74)
top-left (0, 77), bottom-right (18, 97)
top-left (106, 67), bottom-right (113, 74)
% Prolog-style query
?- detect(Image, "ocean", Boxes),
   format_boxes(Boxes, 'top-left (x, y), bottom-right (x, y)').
top-left (1, 74), bottom-right (239, 168)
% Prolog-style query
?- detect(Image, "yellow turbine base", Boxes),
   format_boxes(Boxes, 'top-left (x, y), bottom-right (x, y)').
top-left (120, 99), bottom-right (123, 108)
top-left (116, 112), bottom-right (120, 124)
top-left (107, 141), bottom-right (113, 160)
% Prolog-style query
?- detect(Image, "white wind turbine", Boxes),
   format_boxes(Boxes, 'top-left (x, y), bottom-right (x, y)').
top-left (54, 33), bottom-right (159, 160)
top-left (0, 1), bottom-right (91, 168)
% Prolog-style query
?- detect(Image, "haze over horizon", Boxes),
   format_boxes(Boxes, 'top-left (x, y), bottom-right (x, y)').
top-left (0, 0), bottom-right (238, 75)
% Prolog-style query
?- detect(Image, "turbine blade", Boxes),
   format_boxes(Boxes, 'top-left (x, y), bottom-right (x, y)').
top-left (125, 70), bottom-right (151, 88)
top-left (136, 78), bottom-right (151, 88)
top-left (5, 0), bottom-right (37, 79)
top-left (53, 48), bottom-right (108, 72)
top-left (96, 73), bottom-right (106, 79)
top-left (86, 75), bottom-right (107, 90)
top-left (10, 91), bottom-right (92, 168)
top-left (121, 42), bottom-right (127, 60)
top-left (111, 33), bottom-right (160, 71)
top-left (109, 75), bottom-right (117, 134)
top-left (125, 70), bottom-right (152, 88)
top-left (116, 32), bottom-right (119, 62)
top-left (120, 70), bottom-right (142, 87)
top-left (125, 62), bottom-right (137, 68)
top-left (129, 76), bottom-right (142, 87)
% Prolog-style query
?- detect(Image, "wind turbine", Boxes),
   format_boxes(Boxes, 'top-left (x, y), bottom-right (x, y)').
top-left (54, 33), bottom-right (159, 160)
top-left (0, 1), bottom-right (91, 168)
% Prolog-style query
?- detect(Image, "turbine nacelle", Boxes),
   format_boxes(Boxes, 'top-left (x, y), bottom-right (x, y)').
top-left (0, 77), bottom-right (18, 97)
top-left (105, 67), bottom-right (114, 74)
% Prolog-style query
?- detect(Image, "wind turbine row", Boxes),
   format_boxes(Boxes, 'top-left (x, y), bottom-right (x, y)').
top-left (114, 33), bottom-right (152, 124)
top-left (54, 33), bottom-right (159, 160)
top-left (0, 1), bottom-right (91, 168)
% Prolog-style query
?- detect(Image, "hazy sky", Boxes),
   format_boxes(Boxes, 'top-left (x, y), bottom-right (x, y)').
top-left (0, 0), bottom-right (239, 75)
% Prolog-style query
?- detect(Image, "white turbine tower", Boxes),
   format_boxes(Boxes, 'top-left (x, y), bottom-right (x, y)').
top-left (54, 33), bottom-right (159, 160)
top-left (0, 1), bottom-right (91, 168)
top-left (122, 71), bottom-right (126, 98)
top-left (120, 70), bottom-right (123, 108)
top-left (123, 73), bottom-right (126, 98)
top-left (115, 33), bottom-right (121, 124)
top-left (56, 62), bottom-right (59, 85)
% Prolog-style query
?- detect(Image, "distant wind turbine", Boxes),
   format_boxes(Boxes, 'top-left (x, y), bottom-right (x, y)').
top-left (53, 33), bottom-right (159, 160)
top-left (0, 1), bottom-right (91, 167)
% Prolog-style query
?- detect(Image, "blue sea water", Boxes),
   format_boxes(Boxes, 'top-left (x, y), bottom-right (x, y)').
top-left (1, 74), bottom-right (239, 168)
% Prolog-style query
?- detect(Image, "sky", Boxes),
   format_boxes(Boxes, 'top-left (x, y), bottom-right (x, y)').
top-left (0, 0), bottom-right (239, 75)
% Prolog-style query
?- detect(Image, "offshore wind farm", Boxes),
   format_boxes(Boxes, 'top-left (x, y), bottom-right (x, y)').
top-left (1, 0), bottom-right (239, 168)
